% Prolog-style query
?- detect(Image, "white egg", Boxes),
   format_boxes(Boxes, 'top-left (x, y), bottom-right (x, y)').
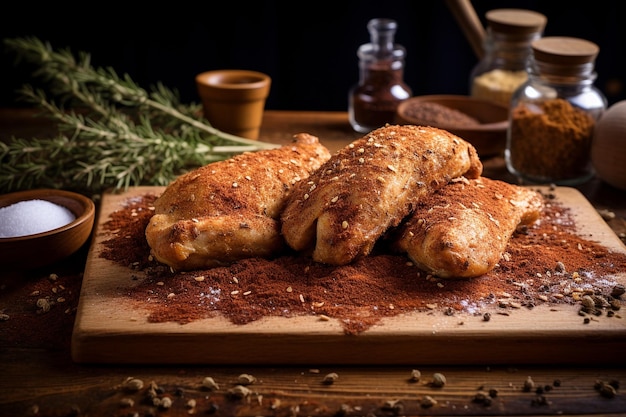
top-left (591, 100), bottom-right (626, 190)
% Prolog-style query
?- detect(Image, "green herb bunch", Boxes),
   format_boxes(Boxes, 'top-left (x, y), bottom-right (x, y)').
top-left (0, 37), bottom-right (278, 196)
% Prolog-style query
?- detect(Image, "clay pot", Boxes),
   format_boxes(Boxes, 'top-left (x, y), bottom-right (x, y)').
top-left (196, 70), bottom-right (271, 140)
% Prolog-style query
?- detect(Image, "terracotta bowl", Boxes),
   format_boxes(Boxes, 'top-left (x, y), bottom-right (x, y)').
top-left (395, 95), bottom-right (509, 157)
top-left (0, 189), bottom-right (96, 270)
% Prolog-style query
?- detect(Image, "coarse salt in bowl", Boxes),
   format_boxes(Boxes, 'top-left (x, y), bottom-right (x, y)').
top-left (0, 189), bottom-right (96, 270)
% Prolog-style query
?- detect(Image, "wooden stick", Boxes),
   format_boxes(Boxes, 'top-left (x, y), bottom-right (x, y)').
top-left (444, 0), bottom-right (485, 59)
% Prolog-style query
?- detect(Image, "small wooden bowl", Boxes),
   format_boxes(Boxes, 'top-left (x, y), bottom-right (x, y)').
top-left (396, 95), bottom-right (509, 157)
top-left (0, 189), bottom-right (95, 270)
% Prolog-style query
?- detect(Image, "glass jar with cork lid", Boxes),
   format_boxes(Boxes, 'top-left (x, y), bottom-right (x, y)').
top-left (470, 8), bottom-right (547, 108)
top-left (505, 36), bottom-right (607, 186)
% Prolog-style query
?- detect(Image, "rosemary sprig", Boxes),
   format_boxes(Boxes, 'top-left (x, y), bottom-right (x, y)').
top-left (1, 36), bottom-right (279, 195)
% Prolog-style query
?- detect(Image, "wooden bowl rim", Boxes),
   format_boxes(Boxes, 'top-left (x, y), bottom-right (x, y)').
top-left (0, 189), bottom-right (95, 242)
top-left (396, 94), bottom-right (509, 131)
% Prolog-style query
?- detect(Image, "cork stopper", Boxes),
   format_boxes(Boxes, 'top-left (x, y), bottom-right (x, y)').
top-left (531, 37), bottom-right (600, 66)
top-left (486, 9), bottom-right (547, 35)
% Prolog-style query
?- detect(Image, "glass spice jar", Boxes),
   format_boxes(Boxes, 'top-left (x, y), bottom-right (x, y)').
top-left (505, 36), bottom-right (607, 186)
top-left (349, 18), bottom-right (412, 133)
top-left (469, 8), bottom-right (547, 108)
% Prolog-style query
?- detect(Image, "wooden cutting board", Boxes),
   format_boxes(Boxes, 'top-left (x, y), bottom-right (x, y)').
top-left (71, 186), bottom-right (626, 365)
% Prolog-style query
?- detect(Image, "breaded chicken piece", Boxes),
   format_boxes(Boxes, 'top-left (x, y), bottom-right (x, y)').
top-left (280, 125), bottom-right (483, 265)
top-left (145, 133), bottom-right (331, 271)
top-left (394, 177), bottom-right (543, 278)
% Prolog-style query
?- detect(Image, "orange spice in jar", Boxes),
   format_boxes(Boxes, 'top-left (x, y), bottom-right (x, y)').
top-left (509, 98), bottom-right (595, 181)
top-left (505, 37), bottom-right (607, 185)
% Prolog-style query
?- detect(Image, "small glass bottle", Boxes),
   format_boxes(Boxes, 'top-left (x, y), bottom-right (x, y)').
top-left (349, 18), bottom-right (412, 133)
top-left (505, 37), bottom-right (608, 186)
top-left (470, 9), bottom-right (547, 108)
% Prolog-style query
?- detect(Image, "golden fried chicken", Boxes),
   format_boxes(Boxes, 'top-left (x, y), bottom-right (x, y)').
top-left (145, 133), bottom-right (331, 271)
top-left (280, 125), bottom-right (483, 265)
top-left (393, 177), bottom-right (543, 278)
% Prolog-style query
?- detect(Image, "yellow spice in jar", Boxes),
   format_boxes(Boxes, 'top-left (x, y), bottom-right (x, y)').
top-left (471, 69), bottom-right (528, 108)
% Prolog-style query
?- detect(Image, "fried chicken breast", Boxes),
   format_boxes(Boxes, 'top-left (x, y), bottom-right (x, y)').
top-left (280, 125), bottom-right (483, 265)
top-left (145, 133), bottom-right (331, 271)
top-left (393, 177), bottom-right (543, 278)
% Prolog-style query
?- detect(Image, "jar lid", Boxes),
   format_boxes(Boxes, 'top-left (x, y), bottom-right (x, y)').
top-left (531, 37), bottom-right (599, 65)
top-left (486, 9), bottom-right (547, 35)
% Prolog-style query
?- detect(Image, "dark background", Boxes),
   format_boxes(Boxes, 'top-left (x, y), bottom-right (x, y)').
top-left (1, 1), bottom-right (624, 111)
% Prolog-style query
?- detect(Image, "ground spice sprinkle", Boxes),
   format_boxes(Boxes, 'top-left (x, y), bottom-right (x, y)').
top-left (98, 190), bottom-right (626, 335)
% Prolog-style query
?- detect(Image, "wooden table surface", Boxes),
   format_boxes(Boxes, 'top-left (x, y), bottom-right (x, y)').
top-left (1, 108), bottom-right (626, 416)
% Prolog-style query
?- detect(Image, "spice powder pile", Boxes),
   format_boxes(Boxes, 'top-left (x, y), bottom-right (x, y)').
top-left (99, 189), bottom-right (626, 335)
top-left (401, 101), bottom-right (481, 128)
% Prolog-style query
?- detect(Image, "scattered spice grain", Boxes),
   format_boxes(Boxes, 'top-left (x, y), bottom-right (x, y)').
top-left (119, 398), bottom-right (134, 408)
top-left (201, 377), bottom-right (219, 391)
top-left (472, 391), bottom-right (492, 405)
top-left (237, 374), bottom-right (257, 385)
top-left (595, 379), bottom-right (619, 398)
top-left (409, 369), bottom-right (421, 382)
top-left (431, 373), bottom-right (446, 388)
top-left (323, 372), bottom-right (339, 385)
top-left (122, 377), bottom-right (144, 392)
top-left (227, 385), bottom-right (252, 399)
top-left (382, 400), bottom-right (404, 414)
top-left (185, 399), bottom-right (197, 410)
top-left (420, 395), bottom-right (437, 408)
top-left (523, 376), bottom-right (535, 392)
